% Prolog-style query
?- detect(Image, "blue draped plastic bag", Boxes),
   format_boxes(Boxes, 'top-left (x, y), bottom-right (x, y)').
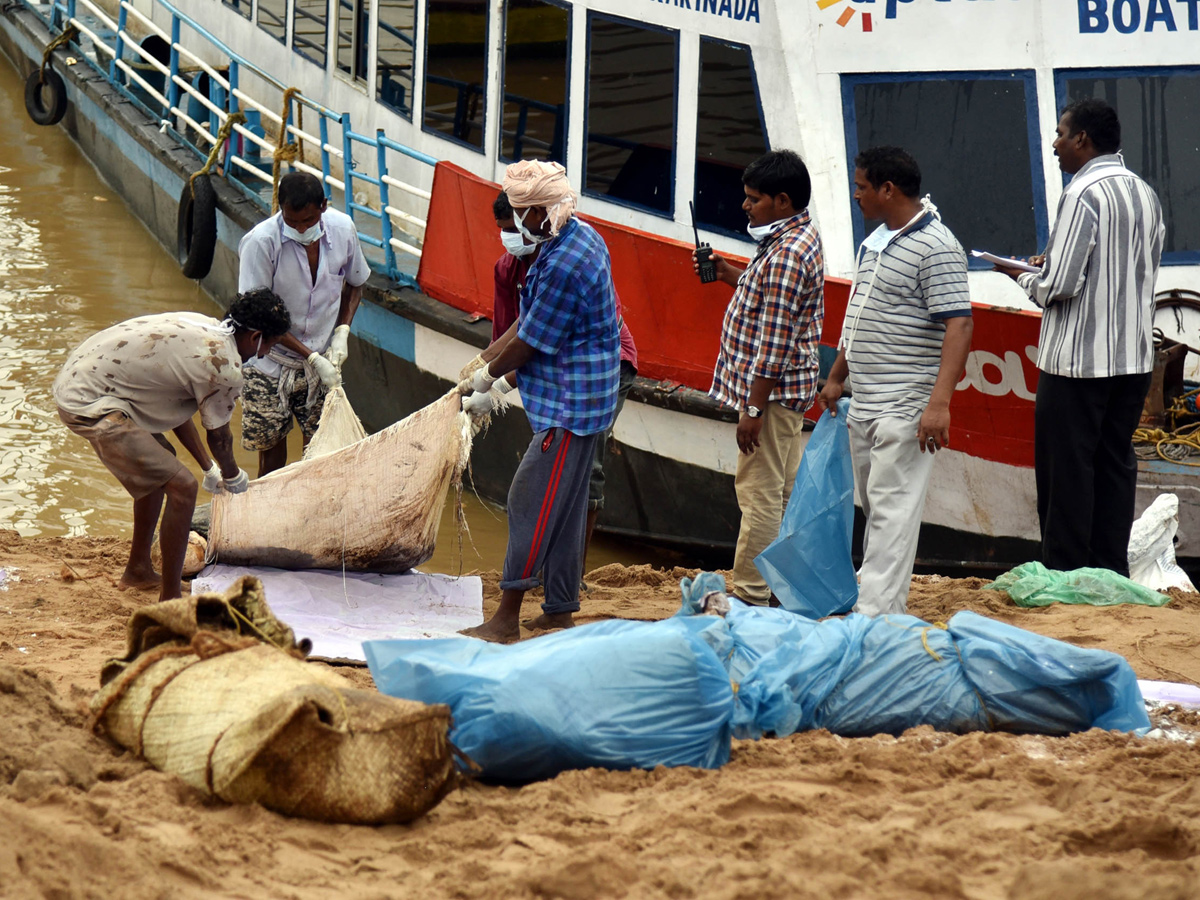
top-left (754, 400), bottom-right (857, 618)
top-left (715, 608), bottom-right (1149, 739)
top-left (364, 620), bottom-right (734, 782)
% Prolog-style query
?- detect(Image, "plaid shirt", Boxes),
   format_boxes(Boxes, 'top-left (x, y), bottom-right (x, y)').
top-left (517, 217), bottom-right (620, 436)
top-left (710, 212), bottom-right (825, 413)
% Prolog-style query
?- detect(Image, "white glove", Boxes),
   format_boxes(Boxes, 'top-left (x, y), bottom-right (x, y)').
top-left (470, 366), bottom-right (498, 395)
top-left (201, 463), bottom-right (222, 494)
top-left (494, 375), bottom-right (515, 394)
top-left (326, 324), bottom-right (350, 369)
top-left (458, 353), bottom-right (486, 381)
top-left (308, 351), bottom-right (342, 390)
top-left (462, 391), bottom-right (496, 418)
top-left (223, 468), bottom-right (250, 494)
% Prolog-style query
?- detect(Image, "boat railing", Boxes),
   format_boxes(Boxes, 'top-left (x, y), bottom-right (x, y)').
top-left (32, 0), bottom-right (438, 287)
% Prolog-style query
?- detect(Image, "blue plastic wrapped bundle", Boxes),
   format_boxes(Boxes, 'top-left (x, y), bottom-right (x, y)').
top-left (754, 402), bottom-right (858, 619)
top-left (719, 607), bottom-right (1150, 739)
top-left (364, 620), bottom-right (734, 782)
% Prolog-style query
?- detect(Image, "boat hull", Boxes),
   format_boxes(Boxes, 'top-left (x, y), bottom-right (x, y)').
top-left (3, 7), bottom-right (1195, 578)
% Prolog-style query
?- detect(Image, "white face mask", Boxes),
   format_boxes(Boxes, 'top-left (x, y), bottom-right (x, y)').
top-left (500, 229), bottom-right (537, 258)
top-left (746, 220), bottom-right (783, 243)
top-left (862, 224), bottom-right (900, 254)
top-left (513, 207), bottom-right (548, 244)
top-left (283, 221), bottom-right (324, 245)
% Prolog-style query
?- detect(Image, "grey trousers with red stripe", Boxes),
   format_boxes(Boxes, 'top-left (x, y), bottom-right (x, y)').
top-left (500, 428), bottom-right (599, 615)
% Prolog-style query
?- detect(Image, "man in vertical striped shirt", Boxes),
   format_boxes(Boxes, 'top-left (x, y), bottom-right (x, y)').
top-left (818, 147), bottom-right (973, 616)
top-left (996, 99), bottom-right (1164, 576)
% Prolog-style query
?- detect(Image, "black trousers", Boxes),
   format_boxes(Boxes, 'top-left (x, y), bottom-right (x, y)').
top-left (1034, 370), bottom-right (1152, 576)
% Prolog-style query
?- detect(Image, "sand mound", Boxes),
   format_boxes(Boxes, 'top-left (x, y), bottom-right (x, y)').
top-left (3, 532), bottom-right (1200, 899)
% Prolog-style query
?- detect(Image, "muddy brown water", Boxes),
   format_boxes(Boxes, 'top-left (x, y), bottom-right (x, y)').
top-left (0, 61), bottom-right (675, 575)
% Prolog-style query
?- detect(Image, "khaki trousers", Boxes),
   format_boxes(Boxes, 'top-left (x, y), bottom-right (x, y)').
top-left (731, 401), bottom-right (808, 604)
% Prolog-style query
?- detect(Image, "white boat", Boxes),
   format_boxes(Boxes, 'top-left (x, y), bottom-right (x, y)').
top-left (2, 0), bottom-right (1198, 570)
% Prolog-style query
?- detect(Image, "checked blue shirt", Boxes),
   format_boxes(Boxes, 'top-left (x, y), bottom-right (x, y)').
top-left (517, 217), bottom-right (620, 436)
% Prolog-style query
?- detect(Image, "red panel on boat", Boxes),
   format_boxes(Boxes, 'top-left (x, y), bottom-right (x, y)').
top-left (419, 163), bottom-right (1041, 468)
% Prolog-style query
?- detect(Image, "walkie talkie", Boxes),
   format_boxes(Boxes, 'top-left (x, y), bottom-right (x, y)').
top-left (691, 201), bottom-right (717, 284)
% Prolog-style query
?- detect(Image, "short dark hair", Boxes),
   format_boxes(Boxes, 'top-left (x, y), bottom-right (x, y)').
top-left (493, 190), bottom-right (513, 220)
top-left (742, 150), bottom-right (812, 210)
top-left (228, 288), bottom-right (291, 337)
top-left (1062, 99), bottom-right (1121, 155)
top-left (277, 171), bottom-right (327, 211)
top-left (854, 146), bottom-right (922, 198)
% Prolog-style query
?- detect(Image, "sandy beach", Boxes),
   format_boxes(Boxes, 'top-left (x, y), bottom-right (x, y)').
top-left (2, 530), bottom-right (1200, 900)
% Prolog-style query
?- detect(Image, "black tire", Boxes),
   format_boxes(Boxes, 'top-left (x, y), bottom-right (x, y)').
top-left (24, 67), bottom-right (67, 126)
top-left (177, 174), bottom-right (217, 280)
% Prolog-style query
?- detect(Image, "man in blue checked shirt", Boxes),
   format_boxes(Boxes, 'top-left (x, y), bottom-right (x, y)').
top-left (459, 161), bottom-right (620, 643)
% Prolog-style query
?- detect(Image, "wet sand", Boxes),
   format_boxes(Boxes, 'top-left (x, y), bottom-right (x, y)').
top-left (3, 531), bottom-right (1200, 900)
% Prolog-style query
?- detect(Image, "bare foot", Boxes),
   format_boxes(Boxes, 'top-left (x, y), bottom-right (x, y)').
top-left (117, 568), bottom-right (161, 592)
top-left (522, 612), bottom-right (575, 632)
top-left (459, 618), bottom-right (520, 644)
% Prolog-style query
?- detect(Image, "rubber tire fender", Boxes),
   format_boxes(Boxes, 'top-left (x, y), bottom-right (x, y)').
top-left (24, 67), bottom-right (68, 126)
top-left (177, 174), bottom-right (218, 280)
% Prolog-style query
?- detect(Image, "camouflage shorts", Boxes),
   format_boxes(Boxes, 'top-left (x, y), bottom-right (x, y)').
top-left (240, 367), bottom-right (326, 451)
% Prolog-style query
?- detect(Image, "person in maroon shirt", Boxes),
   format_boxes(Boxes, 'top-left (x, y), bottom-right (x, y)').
top-left (478, 191), bottom-right (639, 587)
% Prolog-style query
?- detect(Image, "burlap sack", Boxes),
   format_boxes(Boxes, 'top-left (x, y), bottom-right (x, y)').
top-left (207, 390), bottom-right (471, 572)
top-left (91, 577), bottom-right (457, 824)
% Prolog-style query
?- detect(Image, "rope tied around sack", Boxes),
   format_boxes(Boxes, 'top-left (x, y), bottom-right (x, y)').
top-left (187, 111), bottom-right (246, 195)
top-left (39, 24), bottom-right (78, 84)
top-left (886, 617), bottom-right (999, 731)
top-left (919, 620), bottom-right (949, 662)
top-left (270, 87), bottom-right (306, 214)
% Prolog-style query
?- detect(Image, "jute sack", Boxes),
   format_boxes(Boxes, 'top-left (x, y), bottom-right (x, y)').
top-left (208, 389), bottom-right (471, 572)
top-left (91, 577), bottom-right (457, 824)
top-left (302, 386), bottom-right (367, 461)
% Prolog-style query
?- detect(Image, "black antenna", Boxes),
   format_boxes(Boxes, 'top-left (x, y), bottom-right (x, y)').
top-left (689, 200), bottom-right (701, 247)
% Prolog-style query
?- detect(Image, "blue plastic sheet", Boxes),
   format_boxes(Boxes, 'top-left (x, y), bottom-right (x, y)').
top-left (365, 620), bottom-right (734, 782)
top-left (704, 606), bottom-right (1149, 739)
top-left (754, 400), bottom-right (857, 618)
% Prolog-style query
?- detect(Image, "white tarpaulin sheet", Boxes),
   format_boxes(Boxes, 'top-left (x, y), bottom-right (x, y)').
top-left (192, 565), bottom-right (483, 662)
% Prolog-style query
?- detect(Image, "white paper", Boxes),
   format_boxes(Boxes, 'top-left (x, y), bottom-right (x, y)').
top-left (971, 250), bottom-right (1041, 273)
top-left (193, 565), bottom-right (484, 662)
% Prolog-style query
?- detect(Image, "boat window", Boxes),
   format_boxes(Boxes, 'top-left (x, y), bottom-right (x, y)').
top-left (423, 0), bottom-right (488, 151)
top-left (501, 0), bottom-right (569, 164)
top-left (1060, 69), bottom-right (1200, 262)
top-left (222, 0), bottom-right (251, 21)
top-left (257, 0), bottom-right (287, 44)
top-left (695, 39), bottom-right (768, 237)
top-left (293, 0), bottom-right (328, 66)
top-left (585, 15), bottom-right (677, 215)
top-left (844, 73), bottom-right (1046, 263)
top-left (337, 0), bottom-right (370, 82)
top-left (377, 0), bottom-right (416, 118)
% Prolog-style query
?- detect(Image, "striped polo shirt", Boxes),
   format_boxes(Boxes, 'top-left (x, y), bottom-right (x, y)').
top-left (841, 212), bottom-right (972, 422)
top-left (1017, 155), bottom-right (1164, 378)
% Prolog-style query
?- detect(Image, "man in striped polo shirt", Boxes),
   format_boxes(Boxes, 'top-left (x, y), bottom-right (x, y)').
top-left (818, 147), bottom-right (973, 617)
top-left (996, 99), bottom-right (1164, 575)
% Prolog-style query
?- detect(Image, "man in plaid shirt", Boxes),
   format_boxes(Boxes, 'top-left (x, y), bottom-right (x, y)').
top-left (698, 150), bottom-right (825, 605)
top-left (460, 161), bottom-right (620, 642)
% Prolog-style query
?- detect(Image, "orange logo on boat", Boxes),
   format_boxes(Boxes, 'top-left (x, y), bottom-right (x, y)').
top-left (816, 0), bottom-right (873, 31)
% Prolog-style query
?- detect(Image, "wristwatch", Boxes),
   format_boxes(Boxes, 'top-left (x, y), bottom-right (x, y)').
top-left (746, 405), bottom-right (763, 419)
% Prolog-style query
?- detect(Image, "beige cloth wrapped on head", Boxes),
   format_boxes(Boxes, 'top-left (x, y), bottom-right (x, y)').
top-left (502, 160), bottom-right (577, 236)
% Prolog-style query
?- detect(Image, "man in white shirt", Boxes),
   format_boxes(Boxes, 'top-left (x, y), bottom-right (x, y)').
top-left (54, 290), bottom-right (291, 600)
top-left (996, 100), bottom-right (1164, 575)
top-left (238, 172), bottom-right (371, 476)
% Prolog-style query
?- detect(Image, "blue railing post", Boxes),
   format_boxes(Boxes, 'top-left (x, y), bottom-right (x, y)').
top-left (66, 0), bottom-right (76, 21)
top-left (167, 15), bottom-right (182, 119)
top-left (224, 61), bottom-right (239, 177)
top-left (319, 115), bottom-right (333, 201)
top-left (376, 129), bottom-right (397, 281)
top-left (340, 112), bottom-right (354, 221)
top-left (111, 1), bottom-right (128, 82)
